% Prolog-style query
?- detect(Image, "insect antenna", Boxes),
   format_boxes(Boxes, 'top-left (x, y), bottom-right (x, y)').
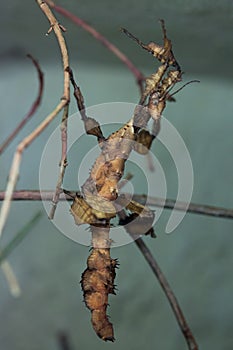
top-left (120, 27), bottom-right (154, 54)
top-left (165, 80), bottom-right (200, 100)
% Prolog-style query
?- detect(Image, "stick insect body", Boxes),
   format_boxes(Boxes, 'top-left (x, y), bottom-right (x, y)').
top-left (68, 20), bottom-right (183, 341)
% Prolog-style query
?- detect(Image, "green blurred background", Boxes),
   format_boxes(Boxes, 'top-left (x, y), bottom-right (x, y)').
top-left (0, 1), bottom-right (233, 349)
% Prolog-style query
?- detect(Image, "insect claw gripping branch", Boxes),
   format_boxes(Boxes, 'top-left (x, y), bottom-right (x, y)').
top-left (70, 20), bottom-right (183, 341)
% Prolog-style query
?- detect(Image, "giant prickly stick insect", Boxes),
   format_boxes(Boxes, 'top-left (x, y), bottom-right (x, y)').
top-left (67, 20), bottom-right (183, 341)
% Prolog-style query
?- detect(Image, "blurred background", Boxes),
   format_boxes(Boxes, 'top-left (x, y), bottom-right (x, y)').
top-left (0, 1), bottom-right (233, 349)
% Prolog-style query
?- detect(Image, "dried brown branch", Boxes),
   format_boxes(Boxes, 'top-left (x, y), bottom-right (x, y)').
top-left (0, 0), bottom-right (70, 240)
top-left (0, 191), bottom-right (232, 220)
top-left (117, 208), bottom-right (197, 349)
top-left (133, 194), bottom-right (233, 220)
top-left (0, 54), bottom-right (44, 155)
top-left (45, 0), bottom-right (145, 92)
top-left (134, 237), bottom-right (198, 350)
top-left (49, 105), bottom-right (69, 219)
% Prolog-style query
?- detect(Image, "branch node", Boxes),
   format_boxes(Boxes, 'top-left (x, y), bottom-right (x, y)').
top-left (46, 25), bottom-right (54, 36)
top-left (59, 23), bottom-right (67, 32)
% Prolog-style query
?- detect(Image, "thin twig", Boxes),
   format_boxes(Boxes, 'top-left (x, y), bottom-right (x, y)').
top-left (49, 105), bottom-right (69, 219)
top-left (0, 0), bottom-right (70, 240)
top-left (133, 194), bottom-right (233, 219)
top-left (134, 237), bottom-right (198, 350)
top-left (0, 54), bottom-right (44, 155)
top-left (1, 260), bottom-right (21, 297)
top-left (0, 191), bottom-right (232, 220)
top-left (45, 0), bottom-right (145, 92)
top-left (0, 211), bottom-right (42, 298)
top-left (118, 208), bottom-right (198, 349)
top-left (57, 331), bottom-right (72, 350)
top-left (0, 211), bottom-right (42, 265)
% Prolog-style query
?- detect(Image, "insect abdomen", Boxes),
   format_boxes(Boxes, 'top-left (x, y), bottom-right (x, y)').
top-left (81, 248), bottom-right (117, 341)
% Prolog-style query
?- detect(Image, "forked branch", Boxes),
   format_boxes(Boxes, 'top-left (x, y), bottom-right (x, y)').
top-left (45, 0), bottom-right (145, 92)
top-left (0, 0), bottom-right (70, 239)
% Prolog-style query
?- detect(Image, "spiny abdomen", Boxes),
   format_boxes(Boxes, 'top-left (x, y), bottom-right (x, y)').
top-left (81, 248), bottom-right (118, 341)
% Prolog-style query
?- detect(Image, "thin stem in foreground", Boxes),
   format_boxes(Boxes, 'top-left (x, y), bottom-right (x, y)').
top-left (0, 191), bottom-right (232, 220)
top-left (0, 54), bottom-right (44, 155)
top-left (49, 105), bottom-right (69, 219)
top-left (0, 211), bottom-right (42, 266)
top-left (1, 260), bottom-right (21, 297)
top-left (0, 211), bottom-right (42, 297)
top-left (57, 332), bottom-right (72, 350)
top-left (134, 237), bottom-right (198, 350)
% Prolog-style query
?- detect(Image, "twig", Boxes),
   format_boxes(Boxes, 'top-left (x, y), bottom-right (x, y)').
top-left (0, 211), bottom-right (42, 298)
top-left (45, 0), bottom-right (145, 92)
top-left (134, 237), bottom-right (198, 350)
top-left (133, 194), bottom-right (233, 220)
top-left (0, 211), bottom-right (42, 265)
top-left (49, 105), bottom-right (69, 219)
top-left (0, 191), bottom-right (232, 220)
top-left (57, 331), bottom-right (72, 350)
top-left (1, 260), bottom-right (21, 297)
top-left (0, 0), bottom-right (70, 240)
top-left (0, 54), bottom-right (44, 155)
top-left (118, 208), bottom-right (198, 349)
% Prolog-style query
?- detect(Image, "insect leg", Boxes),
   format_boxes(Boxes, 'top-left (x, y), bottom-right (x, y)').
top-left (69, 68), bottom-right (105, 143)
